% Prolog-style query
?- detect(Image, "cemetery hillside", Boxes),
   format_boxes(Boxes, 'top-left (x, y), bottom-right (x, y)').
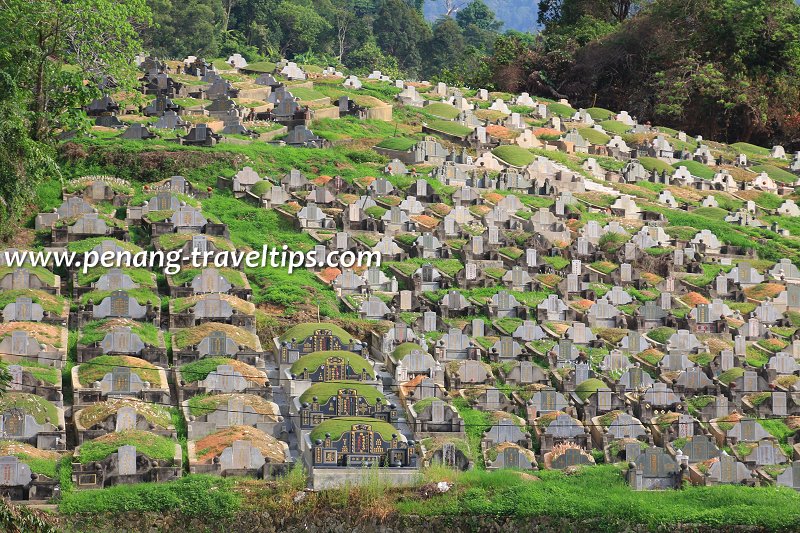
top-left (3, 0), bottom-right (800, 532)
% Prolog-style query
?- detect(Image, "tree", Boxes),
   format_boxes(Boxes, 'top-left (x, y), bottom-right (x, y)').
top-left (456, 0), bottom-right (503, 31)
top-left (331, 0), bottom-right (357, 60)
top-left (0, 0), bottom-right (150, 241)
top-left (0, 79), bottom-right (59, 242)
top-left (347, 38), bottom-right (400, 77)
top-left (1, 0), bottom-right (152, 140)
top-left (274, 1), bottom-right (332, 57)
top-left (145, 0), bottom-right (223, 59)
top-left (424, 17), bottom-right (466, 77)
top-left (373, 0), bottom-right (432, 75)
top-left (538, 0), bottom-right (641, 28)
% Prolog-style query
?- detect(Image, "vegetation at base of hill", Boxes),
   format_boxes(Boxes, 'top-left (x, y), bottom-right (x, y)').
top-left (395, 465), bottom-right (800, 529)
top-left (59, 475), bottom-right (240, 518)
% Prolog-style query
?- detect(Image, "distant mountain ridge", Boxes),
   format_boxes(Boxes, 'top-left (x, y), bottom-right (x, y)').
top-left (423, 0), bottom-right (541, 33)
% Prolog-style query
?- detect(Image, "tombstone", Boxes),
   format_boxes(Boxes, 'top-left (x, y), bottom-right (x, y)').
top-left (227, 397), bottom-right (245, 426)
top-left (772, 392), bottom-right (787, 416)
top-left (755, 441), bottom-right (778, 466)
top-left (472, 318), bottom-right (485, 338)
top-left (115, 406), bottom-right (138, 432)
top-left (571, 260), bottom-right (582, 276)
top-left (545, 414), bottom-right (584, 438)
top-left (526, 249), bottom-right (537, 268)
top-left (567, 274), bottom-right (579, 293)
top-left (574, 362), bottom-right (589, 386)
top-left (551, 448), bottom-right (592, 469)
top-left (714, 396), bottom-right (729, 419)
top-left (608, 413), bottom-right (646, 440)
top-left (620, 263), bottom-right (632, 283)
top-left (465, 262), bottom-right (477, 281)
top-left (6, 366), bottom-right (22, 392)
top-left (530, 388), bottom-right (568, 414)
top-left (117, 445), bottom-right (137, 476)
top-left (734, 335), bottom-right (746, 356)
top-left (777, 461), bottom-right (800, 490)
top-left (676, 414), bottom-right (694, 439)
top-left (743, 371), bottom-right (758, 394)
top-left (0, 457), bottom-right (32, 487)
top-left (683, 435), bottom-right (717, 463)
top-left (625, 442), bottom-right (642, 462)
top-left (423, 311), bottom-right (437, 332)
top-left (719, 350), bottom-right (734, 372)
top-left (624, 243), bottom-right (637, 261)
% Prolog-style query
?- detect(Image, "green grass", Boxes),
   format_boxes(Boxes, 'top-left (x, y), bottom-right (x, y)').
top-left (66, 237), bottom-right (143, 255)
top-left (684, 264), bottom-right (732, 287)
top-left (542, 256), bottom-right (570, 270)
top-left (396, 465), bottom-right (800, 529)
top-left (59, 474), bottom-right (240, 517)
top-left (0, 289), bottom-right (66, 315)
top-left (77, 430), bottom-right (176, 463)
top-left (0, 359), bottom-right (59, 385)
top-left (751, 164), bottom-right (797, 183)
top-left (0, 393), bottom-right (58, 425)
top-left (638, 157), bottom-right (673, 174)
top-left (647, 327), bottom-right (676, 345)
top-left (290, 350), bottom-right (374, 377)
top-left (309, 416), bottom-right (398, 442)
top-left (79, 287), bottom-right (160, 307)
top-left (376, 137), bottom-right (418, 151)
top-left (77, 355), bottom-right (160, 387)
top-left (719, 367), bottom-right (745, 385)
top-left (547, 103), bottom-right (575, 117)
top-left (78, 319), bottom-right (160, 346)
top-left (578, 128), bottom-right (610, 145)
top-left (76, 267), bottom-right (156, 288)
top-left (424, 102), bottom-right (460, 119)
top-left (242, 61), bottom-right (276, 73)
top-left (492, 145), bottom-right (534, 167)
top-left (730, 142), bottom-right (770, 156)
top-left (599, 120), bottom-right (630, 135)
top-left (452, 397), bottom-right (492, 467)
top-left (586, 107), bottom-right (614, 120)
top-left (288, 87), bottom-right (328, 101)
top-left (0, 266), bottom-right (56, 287)
top-left (673, 160), bottom-right (715, 180)
top-left (575, 378), bottom-right (606, 401)
top-left (393, 342), bottom-right (426, 360)
top-left (202, 193), bottom-right (341, 315)
top-left (386, 258), bottom-right (463, 277)
top-left (170, 267), bottom-right (247, 287)
top-left (179, 357), bottom-right (243, 383)
top-left (299, 381), bottom-right (385, 404)
top-left (425, 119), bottom-right (472, 138)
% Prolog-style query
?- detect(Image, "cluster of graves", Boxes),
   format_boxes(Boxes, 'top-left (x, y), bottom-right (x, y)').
top-left (1, 174), bottom-right (298, 500)
top-left (5, 52), bottom-right (800, 499)
top-left (88, 56), bottom-right (396, 150)
top-left (208, 74), bottom-right (800, 491)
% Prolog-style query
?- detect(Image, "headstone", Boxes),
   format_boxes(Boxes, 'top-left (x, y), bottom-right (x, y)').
top-left (115, 406), bottom-right (137, 432)
top-left (117, 445), bottom-right (137, 476)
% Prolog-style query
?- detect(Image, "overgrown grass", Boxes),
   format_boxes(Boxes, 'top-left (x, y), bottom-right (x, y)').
top-left (394, 465), bottom-right (800, 529)
top-left (59, 474), bottom-right (240, 517)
